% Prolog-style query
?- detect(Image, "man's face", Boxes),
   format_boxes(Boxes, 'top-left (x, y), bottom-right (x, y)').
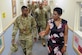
top-left (39, 3), bottom-right (43, 9)
top-left (22, 8), bottom-right (28, 17)
top-left (43, 1), bottom-right (48, 6)
top-left (32, 1), bottom-right (34, 5)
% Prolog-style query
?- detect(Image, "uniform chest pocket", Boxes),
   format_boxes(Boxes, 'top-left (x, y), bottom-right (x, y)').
top-left (18, 20), bottom-right (31, 29)
top-left (26, 20), bottom-right (31, 28)
top-left (40, 11), bottom-right (45, 15)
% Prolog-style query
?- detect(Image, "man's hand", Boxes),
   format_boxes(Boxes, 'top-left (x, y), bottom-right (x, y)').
top-left (34, 37), bottom-right (37, 42)
top-left (12, 39), bottom-right (15, 44)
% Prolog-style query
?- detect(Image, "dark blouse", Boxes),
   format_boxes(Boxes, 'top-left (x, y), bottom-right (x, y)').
top-left (48, 19), bottom-right (67, 55)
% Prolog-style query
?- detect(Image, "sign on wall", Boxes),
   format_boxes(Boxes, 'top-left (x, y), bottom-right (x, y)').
top-left (2, 12), bottom-right (6, 18)
top-left (0, 36), bottom-right (4, 53)
top-left (12, 0), bottom-right (17, 18)
top-left (73, 34), bottom-right (82, 54)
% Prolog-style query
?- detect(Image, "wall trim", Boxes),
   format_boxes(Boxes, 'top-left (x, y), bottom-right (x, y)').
top-left (72, 43), bottom-right (82, 55)
top-left (73, 45), bottom-right (81, 55)
top-left (0, 15), bottom-right (18, 54)
top-left (68, 26), bottom-right (81, 55)
top-left (3, 18), bottom-right (16, 33)
top-left (68, 26), bottom-right (74, 32)
top-left (0, 18), bottom-right (16, 54)
top-left (0, 15), bottom-right (19, 37)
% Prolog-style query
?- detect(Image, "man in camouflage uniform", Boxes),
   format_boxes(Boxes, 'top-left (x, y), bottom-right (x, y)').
top-left (43, 0), bottom-right (52, 20)
top-left (35, 1), bottom-right (40, 9)
top-left (27, 1), bottom-right (31, 13)
top-left (34, 3), bottom-right (47, 47)
top-left (12, 6), bottom-right (37, 55)
top-left (30, 1), bottom-right (36, 17)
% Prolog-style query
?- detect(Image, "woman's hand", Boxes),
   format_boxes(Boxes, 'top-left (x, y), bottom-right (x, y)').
top-left (39, 31), bottom-right (45, 37)
top-left (61, 45), bottom-right (67, 53)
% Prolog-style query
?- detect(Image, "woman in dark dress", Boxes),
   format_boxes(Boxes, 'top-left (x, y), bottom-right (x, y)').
top-left (39, 7), bottom-right (68, 55)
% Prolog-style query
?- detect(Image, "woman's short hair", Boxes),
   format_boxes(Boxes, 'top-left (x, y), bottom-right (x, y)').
top-left (53, 7), bottom-right (62, 15)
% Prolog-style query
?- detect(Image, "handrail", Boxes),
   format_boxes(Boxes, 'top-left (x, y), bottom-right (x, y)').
top-left (69, 26), bottom-right (82, 55)
top-left (68, 26), bottom-right (74, 32)
top-left (72, 35), bottom-right (82, 55)
top-left (0, 18), bottom-right (16, 37)
top-left (0, 16), bottom-right (17, 54)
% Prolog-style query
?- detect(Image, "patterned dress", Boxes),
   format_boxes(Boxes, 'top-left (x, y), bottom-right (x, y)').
top-left (48, 19), bottom-right (67, 55)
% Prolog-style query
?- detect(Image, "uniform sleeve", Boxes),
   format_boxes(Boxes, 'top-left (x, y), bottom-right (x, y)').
top-left (49, 6), bottom-right (52, 16)
top-left (45, 11), bottom-right (48, 22)
top-left (34, 10), bottom-right (38, 22)
top-left (12, 18), bottom-right (19, 40)
top-left (31, 17), bottom-right (37, 38)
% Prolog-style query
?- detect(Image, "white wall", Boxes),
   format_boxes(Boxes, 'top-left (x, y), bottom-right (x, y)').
top-left (48, 0), bottom-right (55, 13)
top-left (52, 0), bottom-right (76, 30)
top-left (0, 0), bottom-right (22, 29)
top-left (23, 0), bottom-right (28, 6)
top-left (49, 0), bottom-right (82, 30)
top-left (0, 0), bottom-right (12, 28)
top-left (74, 0), bottom-right (82, 31)
top-left (16, 0), bottom-right (21, 16)
top-left (0, 0), bottom-right (24, 55)
top-left (16, 0), bottom-right (25, 15)
top-left (20, 0), bottom-right (25, 7)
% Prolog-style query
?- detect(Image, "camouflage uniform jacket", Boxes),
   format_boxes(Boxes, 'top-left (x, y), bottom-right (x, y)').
top-left (34, 8), bottom-right (48, 26)
top-left (12, 15), bottom-right (37, 40)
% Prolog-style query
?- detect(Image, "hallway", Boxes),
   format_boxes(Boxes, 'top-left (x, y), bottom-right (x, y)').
top-left (0, 0), bottom-right (82, 55)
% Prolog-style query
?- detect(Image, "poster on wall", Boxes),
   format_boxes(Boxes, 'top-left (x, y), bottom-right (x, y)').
top-left (12, 0), bottom-right (16, 18)
top-left (73, 34), bottom-right (82, 54)
top-left (0, 36), bottom-right (4, 53)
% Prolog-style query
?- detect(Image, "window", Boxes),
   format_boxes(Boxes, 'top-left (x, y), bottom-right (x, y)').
top-left (80, 2), bottom-right (82, 31)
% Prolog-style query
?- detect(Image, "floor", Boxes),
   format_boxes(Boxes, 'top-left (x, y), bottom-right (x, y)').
top-left (10, 37), bottom-right (48, 55)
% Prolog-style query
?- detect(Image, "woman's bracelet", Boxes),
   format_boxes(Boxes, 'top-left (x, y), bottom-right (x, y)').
top-left (64, 44), bottom-right (67, 47)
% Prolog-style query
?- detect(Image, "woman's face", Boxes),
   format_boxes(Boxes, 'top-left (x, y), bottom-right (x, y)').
top-left (53, 11), bottom-right (60, 20)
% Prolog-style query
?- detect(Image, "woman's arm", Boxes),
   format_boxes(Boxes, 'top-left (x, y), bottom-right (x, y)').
top-left (45, 23), bottom-right (50, 35)
top-left (64, 24), bottom-right (68, 46)
top-left (61, 24), bottom-right (68, 53)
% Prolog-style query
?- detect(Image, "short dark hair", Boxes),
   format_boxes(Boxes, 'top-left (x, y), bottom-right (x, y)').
top-left (28, 1), bottom-right (30, 3)
top-left (53, 7), bottom-right (62, 15)
top-left (21, 6), bottom-right (27, 10)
